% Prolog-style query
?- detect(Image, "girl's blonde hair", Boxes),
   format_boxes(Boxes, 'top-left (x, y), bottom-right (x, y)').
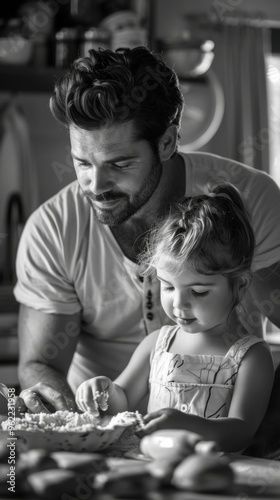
top-left (139, 183), bottom-right (255, 301)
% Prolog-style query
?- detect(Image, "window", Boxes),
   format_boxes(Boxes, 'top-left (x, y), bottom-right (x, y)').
top-left (265, 30), bottom-right (280, 339)
top-left (266, 29), bottom-right (280, 186)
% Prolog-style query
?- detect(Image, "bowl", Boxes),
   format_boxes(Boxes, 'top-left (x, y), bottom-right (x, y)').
top-left (159, 38), bottom-right (215, 77)
top-left (0, 36), bottom-right (33, 64)
top-left (0, 410), bottom-right (144, 452)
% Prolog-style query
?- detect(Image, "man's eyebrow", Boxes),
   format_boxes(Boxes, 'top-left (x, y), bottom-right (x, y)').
top-left (104, 155), bottom-right (139, 163)
top-left (71, 153), bottom-right (139, 162)
top-left (71, 154), bottom-right (88, 161)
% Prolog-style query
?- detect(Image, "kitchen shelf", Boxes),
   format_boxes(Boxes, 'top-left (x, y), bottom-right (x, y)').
top-left (0, 64), bottom-right (208, 93)
top-left (0, 65), bottom-right (65, 93)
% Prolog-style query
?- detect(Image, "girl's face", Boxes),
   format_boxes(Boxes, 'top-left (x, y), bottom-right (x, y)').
top-left (157, 260), bottom-right (236, 335)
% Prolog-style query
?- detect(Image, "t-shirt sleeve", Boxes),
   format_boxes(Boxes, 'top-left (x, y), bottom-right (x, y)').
top-left (249, 172), bottom-right (280, 272)
top-left (13, 206), bottom-right (82, 314)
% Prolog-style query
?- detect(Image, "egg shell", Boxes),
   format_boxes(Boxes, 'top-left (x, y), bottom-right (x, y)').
top-left (195, 440), bottom-right (220, 454)
top-left (140, 429), bottom-right (202, 460)
top-left (100, 468), bottom-right (160, 498)
top-left (147, 456), bottom-right (182, 484)
top-left (17, 449), bottom-right (57, 474)
top-left (26, 468), bottom-right (83, 499)
top-left (51, 451), bottom-right (107, 474)
top-left (0, 463), bottom-right (27, 497)
top-left (172, 453), bottom-right (235, 492)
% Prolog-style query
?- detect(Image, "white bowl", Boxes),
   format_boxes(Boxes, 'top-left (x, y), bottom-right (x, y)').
top-left (0, 410), bottom-right (144, 452)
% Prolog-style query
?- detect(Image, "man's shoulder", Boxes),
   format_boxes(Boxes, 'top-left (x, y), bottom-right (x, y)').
top-left (179, 151), bottom-right (277, 193)
top-left (180, 151), bottom-right (258, 174)
top-left (34, 181), bottom-right (87, 221)
top-left (26, 181), bottom-right (95, 238)
top-left (42, 180), bottom-right (82, 208)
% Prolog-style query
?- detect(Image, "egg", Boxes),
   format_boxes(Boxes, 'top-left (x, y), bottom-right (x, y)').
top-left (140, 429), bottom-right (205, 460)
top-left (172, 453), bottom-right (235, 492)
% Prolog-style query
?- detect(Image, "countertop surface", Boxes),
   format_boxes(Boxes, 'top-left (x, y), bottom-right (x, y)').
top-left (1, 450), bottom-right (280, 500)
top-left (1, 412), bottom-right (280, 500)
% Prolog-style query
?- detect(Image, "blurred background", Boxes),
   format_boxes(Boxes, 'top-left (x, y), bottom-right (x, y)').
top-left (0, 0), bottom-right (280, 393)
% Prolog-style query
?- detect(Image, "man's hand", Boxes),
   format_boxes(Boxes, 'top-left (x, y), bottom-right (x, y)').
top-left (14, 396), bottom-right (27, 416)
top-left (20, 383), bottom-right (76, 414)
top-left (141, 408), bottom-right (189, 435)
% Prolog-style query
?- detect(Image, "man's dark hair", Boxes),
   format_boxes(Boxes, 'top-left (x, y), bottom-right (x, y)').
top-left (50, 46), bottom-right (184, 154)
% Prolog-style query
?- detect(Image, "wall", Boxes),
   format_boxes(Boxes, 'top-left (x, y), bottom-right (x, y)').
top-left (19, 93), bottom-right (76, 204)
top-left (154, 0), bottom-right (280, 38)
top-left (154, 0), bottom-right (280, 157)
top-left (4, 0), bottom-right (280, 204)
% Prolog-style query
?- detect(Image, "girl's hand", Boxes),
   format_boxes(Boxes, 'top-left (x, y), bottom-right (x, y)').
top-left (141, 408), bottom-right (189, 435)
top-left (75, 376), bottom-right (113, 415)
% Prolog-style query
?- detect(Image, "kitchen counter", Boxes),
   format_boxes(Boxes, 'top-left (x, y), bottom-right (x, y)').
top-left (1, 450), bottom-right (280, 500)
top-left (1, 409), bottom-right (280, 500)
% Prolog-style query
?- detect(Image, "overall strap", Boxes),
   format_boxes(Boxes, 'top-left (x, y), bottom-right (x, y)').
top-left (154, 325), bottom-right (180, 354)
top-left (226, 335), bottom-right (267, 364)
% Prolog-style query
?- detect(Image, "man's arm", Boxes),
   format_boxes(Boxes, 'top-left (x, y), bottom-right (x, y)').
top-left (18, 304), bottom-right (80, 413)
top-left (252, 261), bottom-right (280, 329)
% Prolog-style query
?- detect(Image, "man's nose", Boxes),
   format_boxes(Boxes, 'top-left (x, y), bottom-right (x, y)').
top-left (89, 166), bottom-right (113, 195)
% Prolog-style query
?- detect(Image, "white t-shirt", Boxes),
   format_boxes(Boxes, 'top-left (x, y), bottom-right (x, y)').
top-left (14, 152), bottom-right (280, 391)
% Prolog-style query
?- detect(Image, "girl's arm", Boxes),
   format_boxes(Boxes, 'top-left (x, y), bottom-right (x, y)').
top-left (76, 330), bottom-right (159, 415)
top-left (113, 329), bottom-right (159, 411)
top-left (143, 342), bottom-right (274, 453)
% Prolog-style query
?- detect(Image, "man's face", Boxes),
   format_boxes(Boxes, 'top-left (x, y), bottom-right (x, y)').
top-left (70, 121), bottom-right (162, 226)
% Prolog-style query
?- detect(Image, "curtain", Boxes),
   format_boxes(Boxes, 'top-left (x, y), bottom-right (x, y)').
top-left (218, 22), bottom-right (270, 172)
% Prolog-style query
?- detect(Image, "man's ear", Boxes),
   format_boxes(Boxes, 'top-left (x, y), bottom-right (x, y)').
top-left (158, 125), bottom-right (178, 162)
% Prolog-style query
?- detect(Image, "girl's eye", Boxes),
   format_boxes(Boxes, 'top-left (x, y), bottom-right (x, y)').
top-left (162, 285), bottom-right (174, 292)
top-left (192, 290), bottom-right (209, 297)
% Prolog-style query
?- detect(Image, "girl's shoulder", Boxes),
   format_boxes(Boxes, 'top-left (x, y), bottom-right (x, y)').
top-left (139, 328), bottom-right (162, 351)
top-left (226, 335), bottom-right (270, 362)
top-left (140, 325), bottom-right (178, 359)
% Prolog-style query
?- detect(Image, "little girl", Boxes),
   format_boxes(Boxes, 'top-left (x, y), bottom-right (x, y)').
top-left (76, 183), bottom-right (274, 452)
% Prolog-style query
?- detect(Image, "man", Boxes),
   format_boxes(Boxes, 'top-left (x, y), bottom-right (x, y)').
top-left (15, 47), bottom-right (280, 454)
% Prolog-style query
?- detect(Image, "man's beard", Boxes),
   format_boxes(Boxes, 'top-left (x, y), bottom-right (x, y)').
top-left (82, 154), bottom-right (163, 226)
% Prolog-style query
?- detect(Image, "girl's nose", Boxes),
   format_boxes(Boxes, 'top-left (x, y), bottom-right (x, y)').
top-left (173, 290), bottom-right (190, 310)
